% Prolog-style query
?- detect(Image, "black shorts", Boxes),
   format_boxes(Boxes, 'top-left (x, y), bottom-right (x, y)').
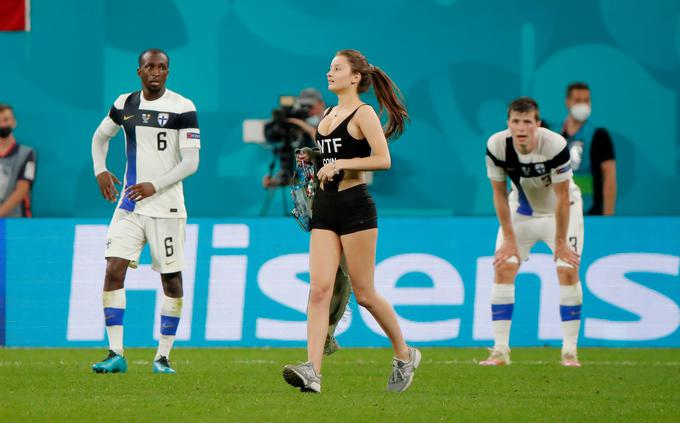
top-left (311, 184), bottom-right (378, 235)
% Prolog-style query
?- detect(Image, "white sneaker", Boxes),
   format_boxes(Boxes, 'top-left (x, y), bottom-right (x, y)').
top-left (479, 347), bottom-right (511, 366)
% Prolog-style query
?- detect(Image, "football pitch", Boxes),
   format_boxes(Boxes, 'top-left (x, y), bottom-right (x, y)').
top-left (1, 348), bottom-right (678, 422)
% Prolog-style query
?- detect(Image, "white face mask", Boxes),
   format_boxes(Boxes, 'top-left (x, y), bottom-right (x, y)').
top-left (570, 103), bottom-right (591, 122)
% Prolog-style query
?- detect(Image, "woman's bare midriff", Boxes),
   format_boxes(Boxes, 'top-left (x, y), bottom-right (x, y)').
top-left (321, 170), bottom-right (365, 191)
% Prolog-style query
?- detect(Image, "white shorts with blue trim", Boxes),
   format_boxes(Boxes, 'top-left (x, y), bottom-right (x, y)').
top-left (105, 208), bottom-right (186, 273)
top-left (495, 197), bottom-right (584, 268)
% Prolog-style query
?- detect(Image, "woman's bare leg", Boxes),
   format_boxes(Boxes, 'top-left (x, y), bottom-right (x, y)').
top-left (340, 229), bottom-right (409, 360)
top-left (307, 229), bottom-right (342, 373)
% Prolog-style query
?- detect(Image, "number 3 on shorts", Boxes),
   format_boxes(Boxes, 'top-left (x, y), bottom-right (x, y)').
top-left (568, 236), bottom-right (577, 252)
top-left (164, 237), bottom-right (174, 257)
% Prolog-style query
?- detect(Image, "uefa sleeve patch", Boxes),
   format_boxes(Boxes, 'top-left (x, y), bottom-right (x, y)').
top-left (187, 132), bottom-right (200, 140)
top-left (556, 164), bottom-right (571, 174)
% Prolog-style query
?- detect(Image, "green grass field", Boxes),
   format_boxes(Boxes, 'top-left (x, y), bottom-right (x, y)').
top-left (1, 348), bottom-right (679, 422)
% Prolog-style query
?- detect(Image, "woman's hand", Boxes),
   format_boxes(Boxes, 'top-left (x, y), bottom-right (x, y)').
top-left (317, 160), bottom-right (341, 183)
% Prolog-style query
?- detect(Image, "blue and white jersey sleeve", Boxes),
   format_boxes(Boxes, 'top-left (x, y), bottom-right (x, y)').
top-left (92, 94), bottom-right (129, 176)
top-left (546, 133), bottom-right (572, 184)
top-left (178, 100), bottom-right (200, 150)
top-left (101, 94), bottom-right (129, 136)
top-left (485, 131), bottom-right (508, 182)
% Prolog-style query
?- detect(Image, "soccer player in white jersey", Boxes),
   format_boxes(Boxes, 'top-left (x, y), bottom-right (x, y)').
top-left (482, 97), bottom-right (583, 367)
top-left (90, 49), bottom-right (200, 374)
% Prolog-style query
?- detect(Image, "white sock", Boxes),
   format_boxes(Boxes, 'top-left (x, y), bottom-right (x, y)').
top-left (559, 282), bottom-right (583, 354)
top-left (491, 283), bottom-right (515, 351)
top-left (103, 289), bottom-right (126, 356)
top-left (156, 296), bottom-right (183, 360)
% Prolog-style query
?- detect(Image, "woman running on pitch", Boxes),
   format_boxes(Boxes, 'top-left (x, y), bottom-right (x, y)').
top-left (283, 49), bottom-right (419, 393)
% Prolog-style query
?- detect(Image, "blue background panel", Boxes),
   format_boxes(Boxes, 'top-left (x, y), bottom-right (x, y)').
top-left (4, 217), bottom-right (679, 347)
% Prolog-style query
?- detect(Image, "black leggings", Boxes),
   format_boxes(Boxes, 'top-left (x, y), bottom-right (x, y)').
top-left (311, 184), bottom-right (378, 235)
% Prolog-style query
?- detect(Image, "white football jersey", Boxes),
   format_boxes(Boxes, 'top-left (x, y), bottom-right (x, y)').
top-left (96, 89), bottom-right (200, 218)
top-left (485, 127), bottom-right (581, 217)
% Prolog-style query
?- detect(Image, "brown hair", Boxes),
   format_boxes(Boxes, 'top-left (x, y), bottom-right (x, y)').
top-left (566, 82), bottom-right (589, 98)
top-left (0, 104), bottom-right (14, 114)
top-left (507, 97), bottom-right (540, 121)
top-left (336, 49), bottom-right (409, 141)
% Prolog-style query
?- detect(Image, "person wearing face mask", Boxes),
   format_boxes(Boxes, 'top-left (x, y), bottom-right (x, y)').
top-left (0, 104), bottom-right (36, 217)
top-left (562, 82), bottom-right (616, 215)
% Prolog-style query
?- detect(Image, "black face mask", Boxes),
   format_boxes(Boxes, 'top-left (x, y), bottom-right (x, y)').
top-left (0, 126), bottom-right (12, 138)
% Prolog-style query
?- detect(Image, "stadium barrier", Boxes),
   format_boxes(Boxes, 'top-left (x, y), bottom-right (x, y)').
top-left (2, 217), bottom-right (678, 347)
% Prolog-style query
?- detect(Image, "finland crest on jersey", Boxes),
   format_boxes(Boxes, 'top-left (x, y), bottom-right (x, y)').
top-left (98, 89), bottom-right (201, 218)
top-left (158, 113), bottom-right (169, 127)
top-left (485, 127), bottom-right (581, 217)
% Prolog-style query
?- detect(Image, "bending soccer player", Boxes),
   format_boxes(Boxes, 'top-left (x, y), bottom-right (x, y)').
top-left (482, 97), bottom-right (583, 367)
top-left (90, 48), bottom-right (200, 374)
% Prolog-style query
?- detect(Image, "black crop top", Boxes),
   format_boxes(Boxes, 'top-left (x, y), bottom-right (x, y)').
top-left (315, 104), bottom-right (372, 192)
